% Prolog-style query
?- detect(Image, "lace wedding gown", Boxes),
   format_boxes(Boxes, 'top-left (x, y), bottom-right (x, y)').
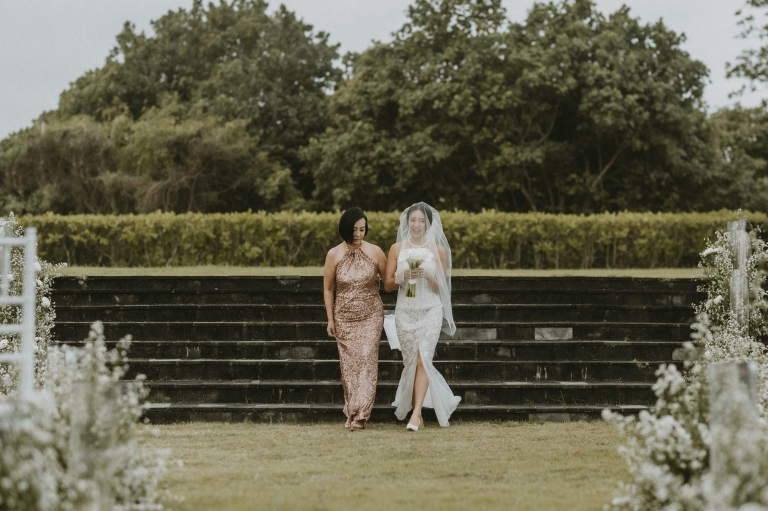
top-left (392, 245), bottom-right (461, 427)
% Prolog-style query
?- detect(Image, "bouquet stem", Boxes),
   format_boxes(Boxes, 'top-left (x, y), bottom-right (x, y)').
top-left (406, 262), bottom-right (419, 297)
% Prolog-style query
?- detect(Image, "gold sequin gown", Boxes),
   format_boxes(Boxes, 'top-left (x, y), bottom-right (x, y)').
top-left (334, 246), bottom-right (384, 429)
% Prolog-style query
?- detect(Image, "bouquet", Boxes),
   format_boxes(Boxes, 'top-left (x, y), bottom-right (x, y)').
top-left (404, 248), bottom-right (432, 297)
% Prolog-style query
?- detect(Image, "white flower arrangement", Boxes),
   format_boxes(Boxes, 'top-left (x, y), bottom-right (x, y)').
top-left (700, 247), bottom-right (724, 258)
top-left (0, 213), bottom-right (167, 511)
top-left (694, 227), bottom-right (768, 339)
top-left (604, 219), bottom-right (768, 511)
top-left (0, 212), bottom-right (66, 394)
top-left (403, 247), bottom-right (432, 297)
top-left (0, 322), bottom-right (167, 511)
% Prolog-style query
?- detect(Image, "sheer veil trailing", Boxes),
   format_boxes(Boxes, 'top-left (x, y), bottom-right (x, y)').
top-left (396, 202), bottom-right (455, 336)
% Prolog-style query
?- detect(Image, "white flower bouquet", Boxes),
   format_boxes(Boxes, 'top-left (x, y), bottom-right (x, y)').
top-left (404, 247), bottom-right (432, 297)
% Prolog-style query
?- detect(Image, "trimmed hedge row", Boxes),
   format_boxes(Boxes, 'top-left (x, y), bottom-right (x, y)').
top-left (16, 210), bottom-right (762, 269)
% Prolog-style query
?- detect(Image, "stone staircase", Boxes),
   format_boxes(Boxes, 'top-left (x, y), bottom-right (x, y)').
top-left (51, 275), bottom-right (702, 423)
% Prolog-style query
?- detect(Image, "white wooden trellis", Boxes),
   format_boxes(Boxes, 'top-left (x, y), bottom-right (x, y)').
top-left (0, 221), bottom-right (37, 403)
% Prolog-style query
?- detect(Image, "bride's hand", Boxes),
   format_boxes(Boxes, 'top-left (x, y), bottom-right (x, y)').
top-left (327, 320), bottom-right (336, 338)
top-left (404, 268), bottom-right (425, 280)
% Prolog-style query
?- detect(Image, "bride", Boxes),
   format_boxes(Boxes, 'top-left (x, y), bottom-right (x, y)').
top-left (384, 202), bottom-right (460, 429)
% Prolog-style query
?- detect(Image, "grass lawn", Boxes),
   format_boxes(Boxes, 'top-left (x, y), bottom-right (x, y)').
top-left (147, 421), bottom-right (626, 511)
top-left (60, 265), bottom-right (699, 279)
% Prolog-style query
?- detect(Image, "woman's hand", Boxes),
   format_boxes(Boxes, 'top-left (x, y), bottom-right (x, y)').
top-left (327, 319), bottom-right (336, 338)
top-left (404, 267), bottom-right (425, 280)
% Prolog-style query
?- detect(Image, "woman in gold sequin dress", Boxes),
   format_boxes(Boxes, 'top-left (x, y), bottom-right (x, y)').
top-left (323, 208), bottom-right (387, 431)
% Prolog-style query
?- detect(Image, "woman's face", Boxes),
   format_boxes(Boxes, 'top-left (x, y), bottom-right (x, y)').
top-left (408, 210), bottom-right (426, 238)
top-left (352, 218), bottom-right (366, 244)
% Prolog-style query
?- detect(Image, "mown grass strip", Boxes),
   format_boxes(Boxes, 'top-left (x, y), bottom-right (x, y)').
top-left (146, 421), bottom-right (626, 511)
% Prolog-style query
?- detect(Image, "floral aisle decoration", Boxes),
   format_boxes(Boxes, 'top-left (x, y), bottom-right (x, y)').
top-left (0, 322), bottom-right (166, 511)
top-left (603, 219), bottom-right (768, 511)
top-left (695, 226), bottom-right (768, 339)
top-left (0, 212), bottom-right (65, 394)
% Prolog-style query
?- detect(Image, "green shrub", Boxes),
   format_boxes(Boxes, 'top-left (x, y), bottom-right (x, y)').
top-left (15, 210), bottom-right (765, 268)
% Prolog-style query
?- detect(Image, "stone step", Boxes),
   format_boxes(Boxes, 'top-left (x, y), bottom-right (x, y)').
top-left (55, 339), bottom-right (684, 362)
top-left (52, 289), bottom-right (703, 307)
top-left (53, 320), bottom-right (693, 342)
top-left (51, 275), bottom-right (697, 422)
top-left (54, 275), bottom-right (701, 293)
top-left (143, 402), bottom-right (648, 424)
top-left (52, 276), bottom-right (703, 308)
top-left (53, 303), bottom-right (696, 324)
top-left (145, 380), bottom-right (655, 406)
top-left (124, 358), bottom-right (672, 382)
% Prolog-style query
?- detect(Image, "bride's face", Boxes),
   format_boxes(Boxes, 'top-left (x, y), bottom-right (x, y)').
top-left (408, 210), bottom-right (426, 238)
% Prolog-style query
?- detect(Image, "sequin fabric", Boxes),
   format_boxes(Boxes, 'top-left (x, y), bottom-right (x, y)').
top-left (334, 246), bottom-right (384, 429)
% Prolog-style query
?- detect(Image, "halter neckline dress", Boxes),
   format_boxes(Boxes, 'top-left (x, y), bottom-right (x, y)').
top-left (333, 245), bottom-right (384, 429)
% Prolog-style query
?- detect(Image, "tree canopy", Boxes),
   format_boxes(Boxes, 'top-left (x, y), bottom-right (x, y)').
top-left (303, 0), bottom-right (747, 213)
top-left (728, 0), bottom-right (768, 94)
top-left (1, 0), bottom-right (765, 214)
top-left (1, 0), bottom-right (339, 213)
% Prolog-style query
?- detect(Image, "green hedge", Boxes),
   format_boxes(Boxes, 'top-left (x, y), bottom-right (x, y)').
top-left (15, 211), bottom-right (763, 269)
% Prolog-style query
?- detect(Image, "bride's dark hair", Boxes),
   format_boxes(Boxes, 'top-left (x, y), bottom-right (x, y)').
top-left (407, 202), bottom-right (433, 224)
top-left (338, 207), bottom-right (368, 243)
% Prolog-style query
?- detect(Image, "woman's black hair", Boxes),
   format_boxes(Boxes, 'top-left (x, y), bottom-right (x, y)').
top-left (338, 207), bottom-right (368, 243)
top-left (407, 202), bottom-right (433, 224)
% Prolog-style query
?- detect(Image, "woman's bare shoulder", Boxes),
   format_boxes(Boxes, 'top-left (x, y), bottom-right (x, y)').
top-left (325, 243), bottom-right (345, 262)
top-left (361, 241), bottom-right (385, 260)
top-left (387, 242), bottom-right (403, 257)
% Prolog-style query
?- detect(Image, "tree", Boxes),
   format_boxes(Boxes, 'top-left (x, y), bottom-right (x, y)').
top-left (117, 105), bottom-right (298, 213)
top-left (0, 116), bottom-right (137, 215)
top-left (0, 105), bottom-right (298, 214)
top-left (728, 0), bottom-right (768, 96)
top-left (303, 0), bottom-right (722, 213)
top-left (2, 0), bottom-right (762, 215)
top-left (707, 106), bottom-right (768, 212)
top-left (7, 0), bottom-right (342, 211)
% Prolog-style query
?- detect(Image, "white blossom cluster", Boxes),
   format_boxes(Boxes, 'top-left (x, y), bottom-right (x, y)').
top-left (0, 213), bottom-right (66, 394)
top-left (0, 322), bottom-right (166, 511)
top-left (702, 367), bottom-right (768, 511)
top-left (695, 228), bottom-right (768, 339)
top-left (604, 222), bottom-right (768, 511)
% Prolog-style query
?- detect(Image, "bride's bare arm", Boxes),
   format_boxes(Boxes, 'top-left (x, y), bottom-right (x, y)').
top-left (438, 245), bottom-right (448, 274)
top-left (422, 245), bottom-right (448, 292)
top-left (384, 243), bottom-right (401, 292)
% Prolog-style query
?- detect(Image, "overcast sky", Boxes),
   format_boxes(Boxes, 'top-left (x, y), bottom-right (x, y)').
top-left (0, 0), bottom-right (762, 140)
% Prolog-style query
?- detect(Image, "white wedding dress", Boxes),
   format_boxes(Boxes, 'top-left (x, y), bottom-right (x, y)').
top-left (392, 245), bottom-right (461, 427)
